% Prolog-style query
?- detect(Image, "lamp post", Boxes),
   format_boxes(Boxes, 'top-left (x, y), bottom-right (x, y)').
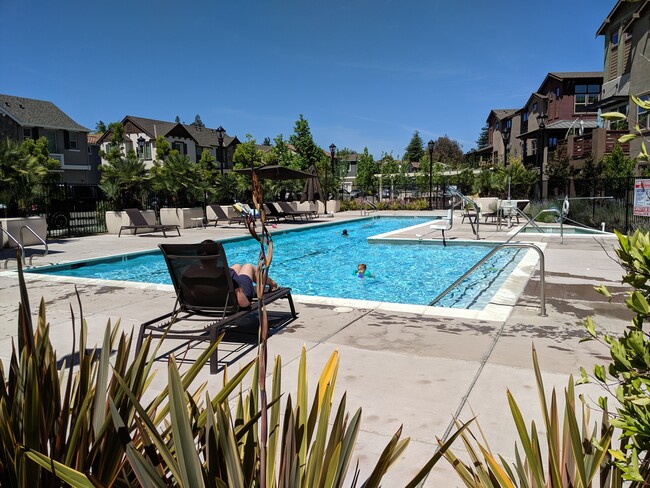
top-left (427, 140), bottom-right (435, 210)
top-left (216, 126), bottom-right (225, 176)
top-left (137, 136), bottom-right (145, 159)
top-left (535, 113), bottom-right (547, 199)
top-left (327, 143), bottom-right (336, 214)
top-left (501, 126), bottom-right (511, 166)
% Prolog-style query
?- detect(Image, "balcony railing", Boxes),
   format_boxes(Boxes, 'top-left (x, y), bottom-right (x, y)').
top-left (570, 129), bottom-right (630, 160)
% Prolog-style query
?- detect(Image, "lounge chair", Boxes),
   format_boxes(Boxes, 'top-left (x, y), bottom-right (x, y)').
top-left (276, 201), bottom-right (313, 220)
top-left (206, 204), bottom-right (247, 226)
top-left (119, 208), bottom-right (181, 237)
top-left (136, 241), bottom-right (297, 374)
top-left (265, 202), bottom-right (288, 221)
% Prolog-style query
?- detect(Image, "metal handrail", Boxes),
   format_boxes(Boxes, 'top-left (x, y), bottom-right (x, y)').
top-left (429, 242), bottom-right (547, 316)
top-left (446, 187), bottom-right (480, 240)
top-left (20, 225), bottom-right (48, 266)
top-left (505, 208), bottom-right (562, 243)
top-left (2, 228), bottom-right (25, 268)
top-left (361, 200), bottom-right (378, 215)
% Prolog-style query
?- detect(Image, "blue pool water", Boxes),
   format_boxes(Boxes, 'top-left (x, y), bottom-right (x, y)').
top-left (29, 217), bottom-right (525, 309)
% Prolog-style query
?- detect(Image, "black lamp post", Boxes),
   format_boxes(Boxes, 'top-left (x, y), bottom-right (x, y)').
top-left (427, 140), bottom-right (435, 210)
top-left (216, 126), bottom-right (225, 176)
top-left (535, 113), bottom-right (547, 199)
top-left (325, 143), bottom-right (335, 214)
top-left (501, 126), bottom-right (511, 166)
top-left (137, 136), bottom-right (145, 158)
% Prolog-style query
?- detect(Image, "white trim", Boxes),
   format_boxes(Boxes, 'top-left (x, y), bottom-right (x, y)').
top-left (61, 165), bottom-right (91, 171)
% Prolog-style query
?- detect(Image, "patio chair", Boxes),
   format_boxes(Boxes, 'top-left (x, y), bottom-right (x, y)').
top-left (119, 208), bottom-right (181, 237)
top-left (136, 241), bottom-right (297, 374)
top-left (276, 201), bottom-right (314, 220)
top-left (206, 204), bottom-right (247, 226)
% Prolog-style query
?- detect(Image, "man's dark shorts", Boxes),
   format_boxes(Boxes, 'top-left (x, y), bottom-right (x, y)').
top-left (230, 269), bottom-right (255, 301)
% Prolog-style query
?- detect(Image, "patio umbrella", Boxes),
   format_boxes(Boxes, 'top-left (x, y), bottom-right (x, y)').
top-left (232, 164), bottom-right (314, 181)
top-left (300, 165), bottom-right (324, 204)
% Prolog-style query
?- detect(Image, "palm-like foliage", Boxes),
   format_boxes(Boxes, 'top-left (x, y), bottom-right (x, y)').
top-left (444, 345), bottom-right (623, 487)
top-left (99, 148), bottom-right (149, 210)
top-left (150, 152), bottom-right (199, 206)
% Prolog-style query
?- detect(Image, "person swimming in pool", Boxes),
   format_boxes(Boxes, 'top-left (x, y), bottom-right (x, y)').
top-left (342, 229), bottom-right (349, 236)
top-left (353, 263), bottom-right (372, 278)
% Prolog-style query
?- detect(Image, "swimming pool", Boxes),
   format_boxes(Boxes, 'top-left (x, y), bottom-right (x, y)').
top-left (27, 217), bottom-right (526, 310)
top-left (518, 225), bottom-right (609, 235)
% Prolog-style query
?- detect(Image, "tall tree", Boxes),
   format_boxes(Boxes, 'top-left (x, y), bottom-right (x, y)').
top-left (404, 131), bottom-right (424, 162)
top-left (432, 136), bottom-right (464, 168)
top-left (476, 124), bottom-right (489, 149)
top-left (190, 114), bottom-right (205, 128)
top-left (288, 115), bottom-right (324, 170)
top-left (354, 147), bottom-right (376, 195)
top-left (264, 134), bottom-right (295, 167)
top-left (175, 115), bottom-right (180, 123)
top-left (262, 137), bottom-right (271, 146)
top-left (95, 120), bottom-right (107, 133)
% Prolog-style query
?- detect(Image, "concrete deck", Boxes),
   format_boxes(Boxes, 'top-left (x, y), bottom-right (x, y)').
top-left (0, 210), bottom-right (631, 485)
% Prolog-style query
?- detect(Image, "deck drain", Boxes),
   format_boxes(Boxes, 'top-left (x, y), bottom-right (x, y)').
top-left (333, 307), bottom-right (354, 313)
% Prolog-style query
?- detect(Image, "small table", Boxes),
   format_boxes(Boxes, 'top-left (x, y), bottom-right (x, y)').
top-left (190, 217), bottom-right (205, 229)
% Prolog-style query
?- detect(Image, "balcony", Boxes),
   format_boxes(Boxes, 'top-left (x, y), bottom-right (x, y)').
top-left (568, 128), bottom-right (630, 161)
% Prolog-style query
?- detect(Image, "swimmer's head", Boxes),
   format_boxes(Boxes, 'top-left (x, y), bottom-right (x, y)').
top-left (357, 263), bottom-right (367, 273)
top-left (342, 229), bottom-right (348, 236)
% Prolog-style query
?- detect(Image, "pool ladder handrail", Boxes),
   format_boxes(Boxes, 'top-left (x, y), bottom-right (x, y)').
top-left (428, 242), bottom-right (547, 317)
top-left (1, 225), bottom-right (48, 268)
top-left (446, 187), bottom-right (480, 240)
top-left (360, 200), bottom-right (378, 216)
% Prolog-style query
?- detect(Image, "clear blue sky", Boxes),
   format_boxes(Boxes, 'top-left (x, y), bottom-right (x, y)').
top-left (0, 0), bottom-right (613, 158)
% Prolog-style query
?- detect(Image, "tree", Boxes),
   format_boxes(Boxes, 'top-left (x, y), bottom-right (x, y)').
top-left (175, 115), bottom-right (180, 123)
top-left (288, 115), bottom-right (324, 170)
top-left (155, 135), bottom-right (171, 162)
top-left (150, 152), bottom-right (198, 207)
top-left (95, 120), bottom-right (107, 133)
top-left (0, 137), bottom-right (58, 216)
top-left (432, 136), bottom-right (464, 168)
top-left (190, 114), bottom-right (205, 128)
top-left (354, 148), bottom-right (376, 196)
top-left (404, 131), bottom-right (424, 163)
top-left (545, 145), bottom-right (574, 196)
top-left (602, 144), bottom-right (636, 197)
top-left (98, 149), bottom-right (149, 210)
top-left (264, 134), bottom-right (295, 168)
top-left (476, 124), bottom-right (489, 150)
top-left (262, 137), bottom-right (271, 146)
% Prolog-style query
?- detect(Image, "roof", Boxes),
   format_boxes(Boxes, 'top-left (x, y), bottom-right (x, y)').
top-left (487, 109), bottom-right (519, 123)
top-left (183, 124), bottom-right (237, 147)
top-left (87, 133), bottom-right (103, 144)
top-left (597, 0), bottom-right (649, 35)
top-left (517, 119), bottom-right (599, 138)
top-left (0, 93), bottom-right (89, 132)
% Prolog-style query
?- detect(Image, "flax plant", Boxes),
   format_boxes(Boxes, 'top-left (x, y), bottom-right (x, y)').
top-left (443, 346), bottom-right (621, 488)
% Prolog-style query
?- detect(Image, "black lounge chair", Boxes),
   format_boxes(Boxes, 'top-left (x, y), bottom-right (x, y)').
top-left (273, 202), bottom-right (309, 221)
top-left (206, 204), bottom-right (247, 226)
top-left (119, 208), bottom-right (181, 237)
top-left (136, 241), bottom-right (297, 373)
top-left (265, 203), bottom-right (288, 221)
top-left (278, 201), bottom-right (317, 219)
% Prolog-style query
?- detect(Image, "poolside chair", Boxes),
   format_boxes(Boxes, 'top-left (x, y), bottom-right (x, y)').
top-left (206, 204), bottom-right (247, 226)
top-left (136, 241), bottom-right (296, 374)
top-left (119, 208), bottom-right (181, 237)
top-left (276, 201), bottom-right (313, 220)
top-left (266, 202), bottom-right (289, 221)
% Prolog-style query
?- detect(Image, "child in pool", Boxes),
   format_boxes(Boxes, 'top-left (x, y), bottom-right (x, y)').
top-left (354, 263), bottom-right (372, 278)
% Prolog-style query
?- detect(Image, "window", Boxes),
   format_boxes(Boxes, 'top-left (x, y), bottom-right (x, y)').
top-left (504, 119), bottom-right (511, 129)
top-left (548, 137), bottom-right (558, 150)
top-left (69, 132), bottom-right (78, 150)
top-left (611, 104), bottom-right (628, 130)
top-left (172, 141), bottom-right (186, 155)
top-left (574, 84), bottom-right (600, 113)
top-left (145, 142), bottom-right (152, 159)
top-left (532, 140), bottom-right (537, 155)
top-left (611, 31), bottom-right (619, 46)
top-left (532, 102), bottom-right (538, 112)
top-left (639, 95), bottom-right (650, 130)
top-left (555, 87), bottom-right (561, 97)
top-left (23, 128), bottom-right (32, 139)
top-left (46, 130), bottom-right (57, 153)
top-left (495, 121), bottom-right (499, 131)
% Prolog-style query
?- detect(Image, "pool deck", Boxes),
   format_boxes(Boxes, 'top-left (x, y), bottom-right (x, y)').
top-left (0, 210), bottom-right (631, 485)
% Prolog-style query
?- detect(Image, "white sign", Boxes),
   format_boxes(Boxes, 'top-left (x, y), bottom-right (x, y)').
top-left (634, 178), bottom-right (650, 216)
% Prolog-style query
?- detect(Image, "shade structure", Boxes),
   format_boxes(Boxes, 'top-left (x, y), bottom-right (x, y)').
top-left (232, 164), bottom-right (314, 181)
top-left (301, 165), bottom-right (324, 204)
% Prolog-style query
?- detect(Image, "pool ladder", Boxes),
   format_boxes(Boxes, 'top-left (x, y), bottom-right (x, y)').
top-left (360, 200), bottom-right (378, 216)
top-left (2, 225), bottom-right (49, 269)
top-left (429, 242), bottom-right (547, 316)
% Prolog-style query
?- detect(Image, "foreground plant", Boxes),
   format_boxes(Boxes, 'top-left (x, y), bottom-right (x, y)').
top-left (444, 346), bottom-right (619, 488)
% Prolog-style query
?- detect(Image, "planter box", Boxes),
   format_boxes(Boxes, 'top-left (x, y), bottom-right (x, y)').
top-left (295, 201), bottom-right (317, 214)
top-left (105, 210), bottom-right (156, 235)
top-left (316, 200), bottom-right (340, 215)
top-left (1, 216), bottom-right (47, 248)
top-left (160, 207), bottom-right (203, 229)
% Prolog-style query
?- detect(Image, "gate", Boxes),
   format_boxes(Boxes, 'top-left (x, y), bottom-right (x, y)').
top-left (43, 184), bottom-right (109, 238)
